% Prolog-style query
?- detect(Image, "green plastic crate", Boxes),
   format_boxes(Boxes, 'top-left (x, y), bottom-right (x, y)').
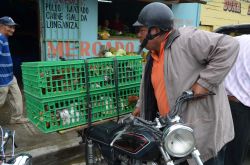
top-left (85, 56), bottom-right (142, 92)
top-left (117, 84), bottom-right (140, 114)
top-left (116, 56), bottom-right (143, 87)
top-left (88, 84), bottom-right (140, 122)
top-left (22, 60), bottom-right (86, 99)
top-left (85, 58), bottom-right (115, 91)
top-left (25, 84), bottom-right (140, 133)
top-left (88, 89), bottom-right (117, 122)
top-left (25, 92), bottom-right (87, 133)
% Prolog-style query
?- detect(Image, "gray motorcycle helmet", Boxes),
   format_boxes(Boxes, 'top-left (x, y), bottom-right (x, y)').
top-left (133, 2), bottom-right (174, 31)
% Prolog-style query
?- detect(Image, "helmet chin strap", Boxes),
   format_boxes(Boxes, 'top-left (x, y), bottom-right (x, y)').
top-left (137, 28), bottom-right (165, 54)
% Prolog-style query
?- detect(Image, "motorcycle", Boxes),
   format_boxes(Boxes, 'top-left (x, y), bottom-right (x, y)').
top-left (0, 126), bottom-right (32, 165)
top-left (82, 90), bottom-right (214, 165)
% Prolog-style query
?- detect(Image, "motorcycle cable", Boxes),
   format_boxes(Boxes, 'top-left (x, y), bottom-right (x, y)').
top-left (133, 118), bottom-right (163, 137)
top-left (169, 91), bottom-right (216, 119)
top-left (169, 96), bottom-right (189, 119)
top-left (110, 125), bottom-right (130, 147)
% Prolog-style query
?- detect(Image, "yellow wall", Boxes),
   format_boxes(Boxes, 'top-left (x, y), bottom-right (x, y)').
top-left (200, 0), bottom-right (250, 30)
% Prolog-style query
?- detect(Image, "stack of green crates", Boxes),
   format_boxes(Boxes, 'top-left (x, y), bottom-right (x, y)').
top-left (22, 60), bottom-right (87, 133)
top-left (22, 56), bottom-right (142, 133)
top-left (85, 56), bottom-right (142, 122)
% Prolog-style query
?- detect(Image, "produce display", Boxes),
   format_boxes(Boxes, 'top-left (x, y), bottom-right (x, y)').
top-left (98, 30), bottom-right (110, 40)
top-left (98, 29), bottom-right (137, 40)
top-left (98, 47), bottom-right (138, 57)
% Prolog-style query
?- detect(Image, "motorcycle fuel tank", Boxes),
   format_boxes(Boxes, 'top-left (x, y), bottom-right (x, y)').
top-left (113, 125), bottom-right (161, 161)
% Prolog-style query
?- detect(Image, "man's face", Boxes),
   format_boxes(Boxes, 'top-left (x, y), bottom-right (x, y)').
top-left (136, 26), bottom-right (148, 43)
top-left (136, 26), bottom-right (160, 51)
top-left (0, 25), bottom-right (15, 37)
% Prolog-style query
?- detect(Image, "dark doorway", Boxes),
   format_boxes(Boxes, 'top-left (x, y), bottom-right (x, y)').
top-left (0, 0), bottom-right (40, 87)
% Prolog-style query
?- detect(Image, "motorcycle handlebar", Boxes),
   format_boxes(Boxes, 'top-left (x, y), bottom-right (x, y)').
top-left (119, 91), bottom-right (215, 130)
top-left (181, 90), bottom-right (215, 100)
top-left (168, 90), bottom-right (215, 120)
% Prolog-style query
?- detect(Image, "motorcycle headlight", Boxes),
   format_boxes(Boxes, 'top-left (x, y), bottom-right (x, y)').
top-left (163, 124), bottom-right (195, 157)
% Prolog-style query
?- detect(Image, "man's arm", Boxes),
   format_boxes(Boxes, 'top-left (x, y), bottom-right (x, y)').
top-left (188, 29), bottom-right (240, 93)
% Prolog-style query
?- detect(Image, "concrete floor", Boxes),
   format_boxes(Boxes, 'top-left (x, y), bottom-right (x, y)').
top-left (32, 144), bottom-right (85, 165)
top-left (0, 103), bottom-right (82, 164)
top-left (0, 102), bottom-right (11, 125)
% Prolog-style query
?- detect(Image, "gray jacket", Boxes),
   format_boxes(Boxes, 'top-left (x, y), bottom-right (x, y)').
top-left (137, 27), bottom-right (239, 163)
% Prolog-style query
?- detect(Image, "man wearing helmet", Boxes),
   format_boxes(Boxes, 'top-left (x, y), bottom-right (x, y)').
top-left (132, 2), bottom-right (239, 165)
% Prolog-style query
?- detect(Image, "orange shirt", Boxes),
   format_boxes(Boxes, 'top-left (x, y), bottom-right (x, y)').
top-left (151, 33), bottom-right (170, 116)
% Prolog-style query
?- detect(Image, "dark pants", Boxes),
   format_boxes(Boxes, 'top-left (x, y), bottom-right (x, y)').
top-left (204, 146), bottom-right (226, 165)
top-left (224, 101), bottom-right (250, 165)
top-left (180, 145), bottom-right (226, 165)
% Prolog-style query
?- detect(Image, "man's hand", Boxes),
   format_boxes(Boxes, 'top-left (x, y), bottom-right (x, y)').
top-left (191, 82), bottom-right (209, 96)
top-left (128, 96), bottom-right (139, 105)
top-left (132, 107), bottom-right (140, 117)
